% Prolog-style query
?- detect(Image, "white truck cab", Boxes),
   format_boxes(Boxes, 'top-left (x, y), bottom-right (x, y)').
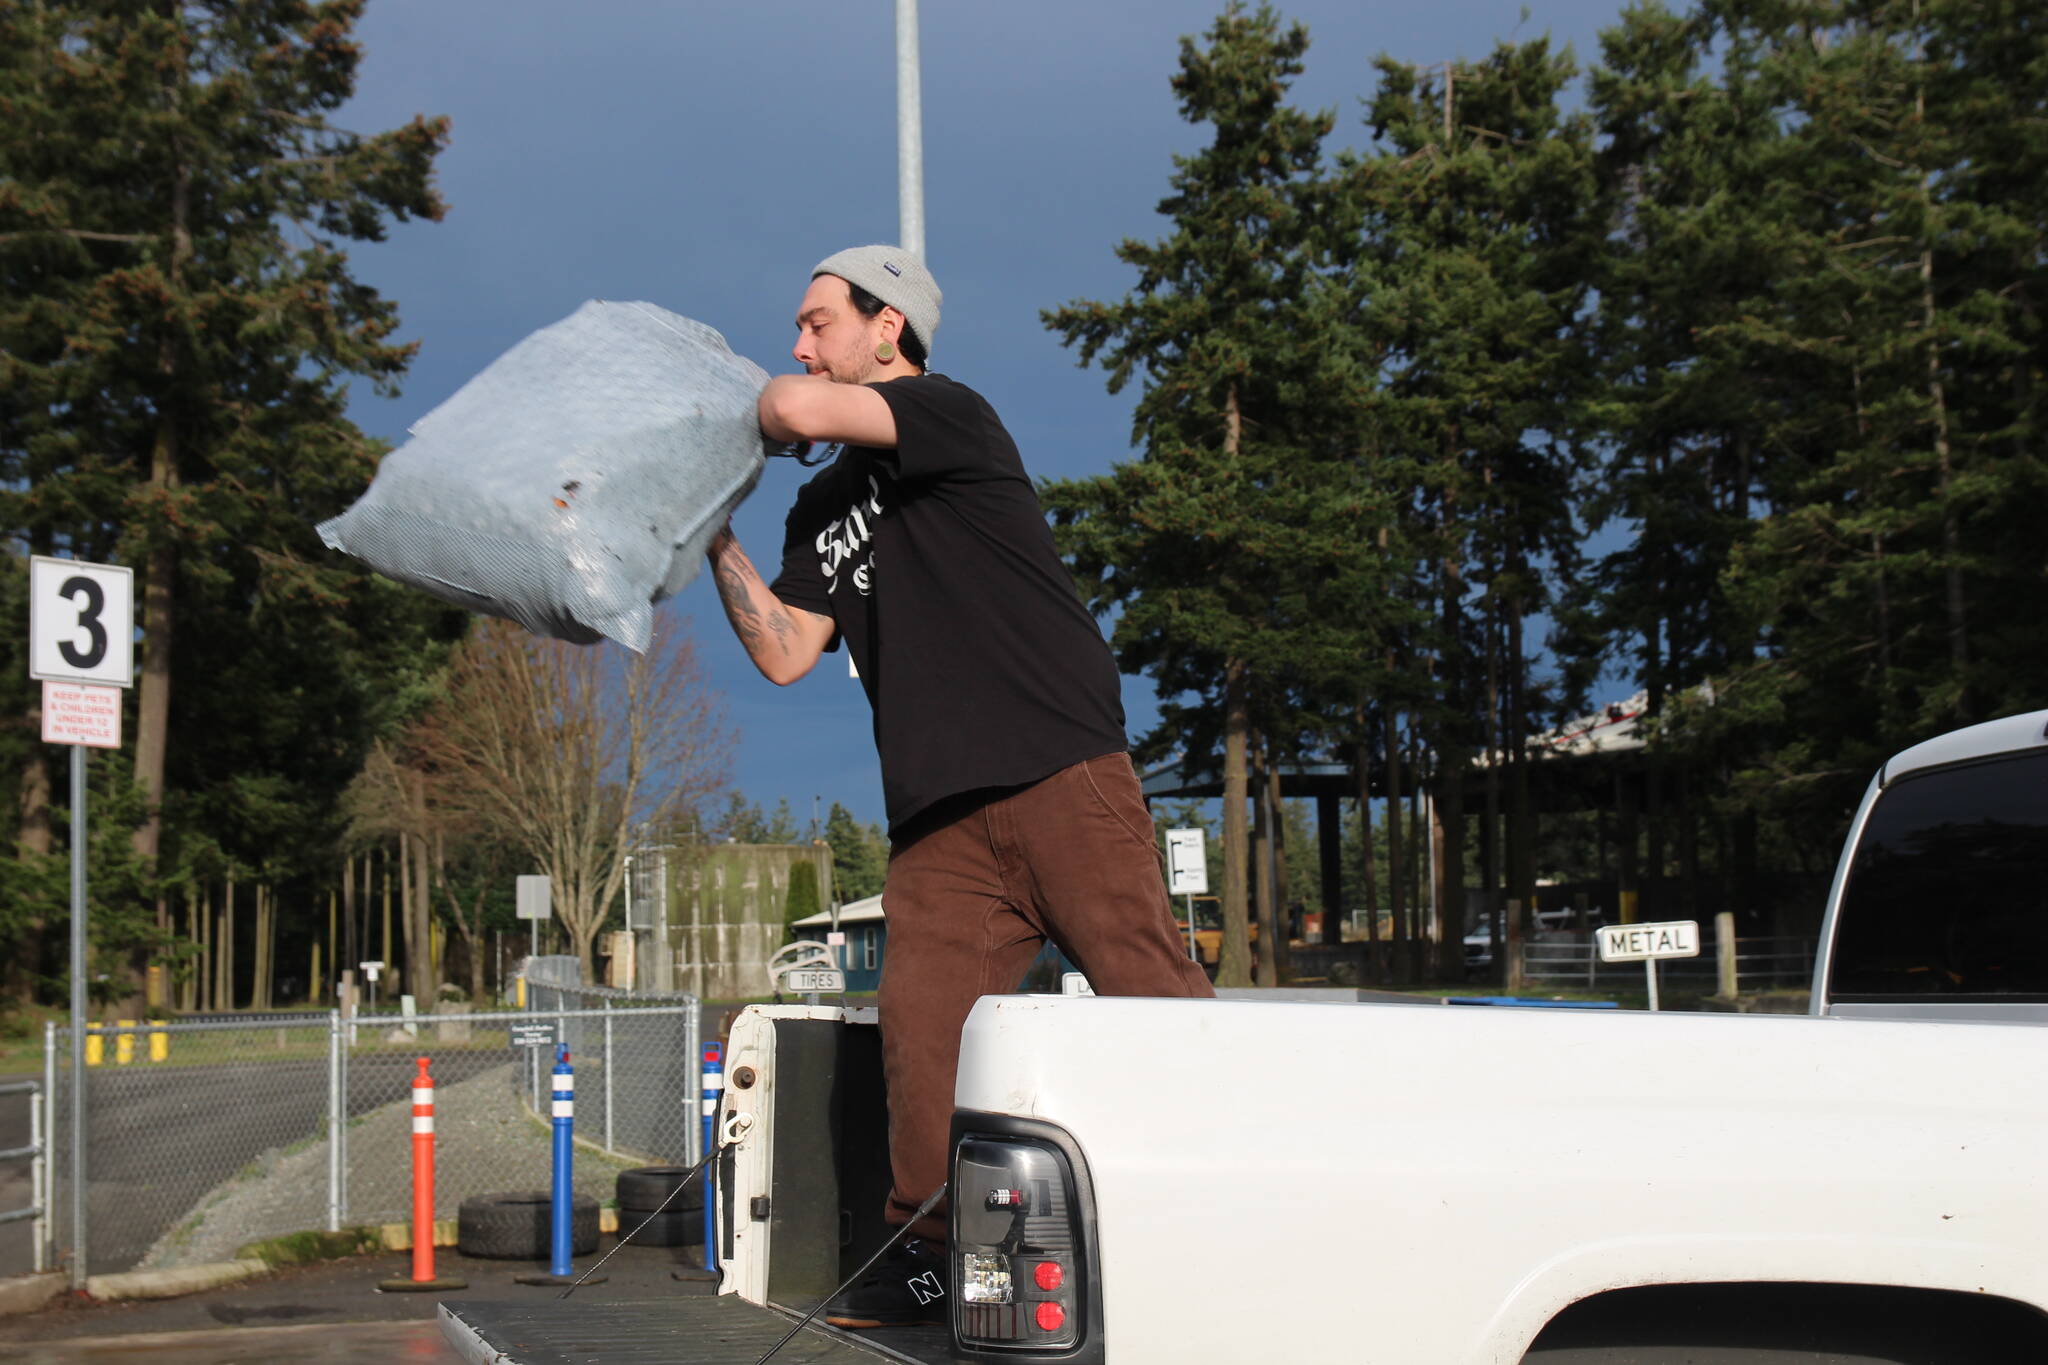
top-left (1811, 707), bottom-right (2048, 1023)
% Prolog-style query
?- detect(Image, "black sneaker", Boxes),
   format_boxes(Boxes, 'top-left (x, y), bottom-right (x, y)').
top-left (824, 1236), bottom-right (949, 1329)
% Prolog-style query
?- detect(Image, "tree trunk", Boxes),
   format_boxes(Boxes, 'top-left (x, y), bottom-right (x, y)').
top-left (1251, 739), bottom-right (1279, 988)
top-left (254, 884), bottom-right (272, 1010)
top-left (341, 856), bottom-right (357, 988)
top-left (380, 843), bottom-right (394, 980)
top-left (219, 875), bottom-right (235, 1011)
top-left (1383, 698), bottom-right (1407, 985)
top-left (1353, 699), bottom-right (1382, 982)
top-left (1922, 244), bottom-right (1969, 720)
top-left (1217, 656), bottom-right (1254, 988)
top-left (133, 144), bottom-right (191, 890)
top-left (468, 908), bottom-right (487, 1003)
top-left (1268, 758), bottom-right (1293, 970)
top-left (411, 827), bottom-right (435, 1001)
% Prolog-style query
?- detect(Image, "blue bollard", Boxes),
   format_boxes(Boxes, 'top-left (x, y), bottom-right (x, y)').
top-left (701, 1039), bottom-right (722, 1272)
top-left (551, 1045), bottom-right (574, 1277)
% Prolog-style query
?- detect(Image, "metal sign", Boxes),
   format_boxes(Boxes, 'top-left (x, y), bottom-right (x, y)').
top-left (510, 1023), bottom-right (555, 1048)
top-left (783, 968), bottom-right (845, 994)
top-left (1165, 828), bottom-right (1208, 895)
top-left (1597, 921), bottom-right (1701, 963)
top-left (29, 556), bottom-right (133, 687)
top-left (40, 682), bottom-right (121, 748)
top-left (515, 875), bottom-right (552, 920)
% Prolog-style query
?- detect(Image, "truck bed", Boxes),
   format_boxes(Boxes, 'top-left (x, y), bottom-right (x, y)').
top-left (438, 1295), bottom-right (957, 1365)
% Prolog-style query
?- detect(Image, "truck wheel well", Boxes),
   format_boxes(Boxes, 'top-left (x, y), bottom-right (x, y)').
top-left (1529, 1281), bottom-right (2048, 1363)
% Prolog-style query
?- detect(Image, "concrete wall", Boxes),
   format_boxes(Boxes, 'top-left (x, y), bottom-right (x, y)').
top-left (664, 843), bottom-right (833, 1001)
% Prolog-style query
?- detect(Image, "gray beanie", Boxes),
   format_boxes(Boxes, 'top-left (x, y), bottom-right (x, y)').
top-left (812, 245), bottom-right (942, 358)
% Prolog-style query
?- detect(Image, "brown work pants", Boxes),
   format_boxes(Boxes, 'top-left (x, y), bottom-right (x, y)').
top-left (877, 752), bottom-right (1215, 1240)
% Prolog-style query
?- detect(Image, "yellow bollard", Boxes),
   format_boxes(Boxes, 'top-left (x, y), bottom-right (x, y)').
top-left (149, 1020), bottom-right (168, 1063)
top-left (85, 1023), bottom-right (103, 1067)
top-left (515, 976), bottom-right (526, 1008)
top-left (116, 1019), bottom-right (135, 1066)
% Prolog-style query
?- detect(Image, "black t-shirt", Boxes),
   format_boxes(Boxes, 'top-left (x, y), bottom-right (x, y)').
top-left (768, 374), bottom-right (1127, 833)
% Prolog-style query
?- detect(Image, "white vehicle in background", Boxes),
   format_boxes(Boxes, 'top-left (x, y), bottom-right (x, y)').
top-left (1811, 708), bottom-right (2048, 1023)
top-left (1463, 905), bottom-right (1588, 975)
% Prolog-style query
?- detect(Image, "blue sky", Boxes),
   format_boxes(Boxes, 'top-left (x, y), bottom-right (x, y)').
top-left (337, 0), bottom-right (1634, 830)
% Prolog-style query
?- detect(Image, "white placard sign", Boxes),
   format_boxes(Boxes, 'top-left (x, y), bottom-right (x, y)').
top-left (41, 682), bottom-right (121, 749)
top-left (515, 875), bottom-right (552, 920)
top-left (784, 968), bottom-right (845, 994)
top-left (1165, 827), bottom-right (1208, 896)
top-left (1597, 920), bottom-right (1701, 963)
top-left (30, 556), bottom-right (134, 688)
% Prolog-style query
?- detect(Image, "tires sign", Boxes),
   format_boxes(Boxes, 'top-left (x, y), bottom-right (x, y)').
top-left (29, 557), bottom-right (133, 688)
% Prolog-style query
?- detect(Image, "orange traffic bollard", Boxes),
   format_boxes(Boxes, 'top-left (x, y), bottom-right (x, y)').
top-left (378, 1056), bottom-right (465, 1292)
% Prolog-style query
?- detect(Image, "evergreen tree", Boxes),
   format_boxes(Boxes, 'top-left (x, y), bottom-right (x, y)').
top-left (822, 801), bottom-right (886, 905)
top-left (1044, 3), bottom-right (1348, 987)
top-left (1343, 38), bottom-right (1600, 972)
top-left (783, 859), bottom-right (820, 941)
top-left (0, 1), bottom-right (459, 1005)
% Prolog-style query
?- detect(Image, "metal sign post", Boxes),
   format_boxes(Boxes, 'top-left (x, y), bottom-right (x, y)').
top-left (1596, 920), bottom-right (1702, 1013)
top-left (1165, 828), bottom-right (1208, 961)
top-left (29, 555), bottom-right (135, 1290)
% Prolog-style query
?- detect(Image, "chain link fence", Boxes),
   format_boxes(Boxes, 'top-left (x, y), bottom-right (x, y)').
top-left (38, 985), bottom-right (700, 1282)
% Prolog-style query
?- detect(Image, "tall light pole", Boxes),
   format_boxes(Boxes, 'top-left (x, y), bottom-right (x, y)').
top-left (896, 0), bottom-right (925, 257)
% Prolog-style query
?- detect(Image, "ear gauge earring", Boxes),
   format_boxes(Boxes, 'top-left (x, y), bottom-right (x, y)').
top-left (876, 339), bottom-right (897, 363)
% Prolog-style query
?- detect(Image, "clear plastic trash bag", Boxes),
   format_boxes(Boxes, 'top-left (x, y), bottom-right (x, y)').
top-left (318, 300), bottom-right (767, 651)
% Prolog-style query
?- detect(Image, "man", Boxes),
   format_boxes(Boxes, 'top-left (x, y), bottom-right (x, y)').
top-left (708, 246), bottom-right (1213, 1327)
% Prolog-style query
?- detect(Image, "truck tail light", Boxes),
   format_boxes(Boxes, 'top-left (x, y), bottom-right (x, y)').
top-left (953, 1134), bottom-right (1091, 1356)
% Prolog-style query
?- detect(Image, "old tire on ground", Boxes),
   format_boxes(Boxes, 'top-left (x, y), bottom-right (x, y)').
top-left (456, 1191), bottom-right (599, 1259)
top-left (616, 1166), bottom-right (705, 1215)
top-left (613, 1206), bottom-right (703, 1247)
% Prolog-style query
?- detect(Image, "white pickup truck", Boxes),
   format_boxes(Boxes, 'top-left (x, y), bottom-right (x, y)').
top-left (444, 709), bottom-right (2048, 1363)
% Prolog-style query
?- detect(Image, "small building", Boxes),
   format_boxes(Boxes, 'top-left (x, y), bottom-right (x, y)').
top-left (790, 894), bottom-right (887, 993)
top-left (789, 895), bottom-right (1082, 996)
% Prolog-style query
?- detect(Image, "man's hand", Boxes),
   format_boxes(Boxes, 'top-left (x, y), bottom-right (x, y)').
top-left (707, 523), bottom-right (834, 685)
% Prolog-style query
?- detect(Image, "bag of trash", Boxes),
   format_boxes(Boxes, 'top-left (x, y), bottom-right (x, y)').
top-left (317, 300), bottom-right (766, 651)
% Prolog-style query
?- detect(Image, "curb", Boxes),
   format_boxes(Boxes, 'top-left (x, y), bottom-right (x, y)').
top-left (85, 1258), bottom-right (268, 1301)
top-left (0, 1272), bottom-right (66, 1318)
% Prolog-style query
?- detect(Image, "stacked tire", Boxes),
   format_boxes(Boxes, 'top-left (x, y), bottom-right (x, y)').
top-left (614, 1165), bottom-right (704, 1247)
top-left (456, 1190), bottom-right (599, 1259)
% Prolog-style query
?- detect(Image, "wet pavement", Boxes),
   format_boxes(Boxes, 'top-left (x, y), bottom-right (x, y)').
top-left (0, 1234), bottom-right (719, 1364)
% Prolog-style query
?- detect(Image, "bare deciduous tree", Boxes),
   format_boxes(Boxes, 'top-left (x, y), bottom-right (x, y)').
top-left (417, 619), bottom-right (731, 980)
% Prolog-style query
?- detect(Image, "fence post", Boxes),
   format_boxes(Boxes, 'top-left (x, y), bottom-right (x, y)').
top-left (603, 999), bottom-right (615, 1154)
top-left (1715, 912), bottom-right (1738, 999)
top-left (327, 1010), bottom-right (343, 1233)
top-left (29, 1080), bottom-right (45, 1274)
top-left (685, 1001), bottom-right (701, 1166)
top-left (41, 1022), bottom-right (55, 1275)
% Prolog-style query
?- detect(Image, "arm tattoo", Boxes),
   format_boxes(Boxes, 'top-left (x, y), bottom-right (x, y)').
top-left (711, 534), bottom-right (794, 658)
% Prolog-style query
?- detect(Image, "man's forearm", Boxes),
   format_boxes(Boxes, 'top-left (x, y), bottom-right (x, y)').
top-left (708, 526), bottom-right (807, 679)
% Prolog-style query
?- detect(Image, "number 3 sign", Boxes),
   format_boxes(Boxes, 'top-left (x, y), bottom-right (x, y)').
top-left (30, 556), bottom-right (133, 688)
